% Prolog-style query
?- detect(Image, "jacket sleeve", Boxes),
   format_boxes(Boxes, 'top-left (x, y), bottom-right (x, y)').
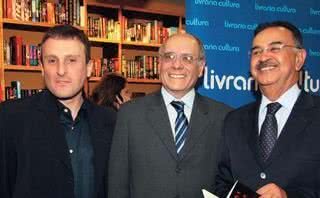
top-left (214, 115), bottom-right (235, 197)
top-left (0, 103), bottom-right (17, 198)
top-left (108, 108), bottom-right (130, 198)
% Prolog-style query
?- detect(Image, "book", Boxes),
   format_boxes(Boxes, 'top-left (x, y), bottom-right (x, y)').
top-left (202, 180), bottom-right (259, 198)
top-left (11, 81), bottom-right (21, 99)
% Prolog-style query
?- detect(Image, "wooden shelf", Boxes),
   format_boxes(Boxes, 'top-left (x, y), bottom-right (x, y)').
top-left (0, 0), bottom-right (183, 100)
top-left (123, 5), bottom-right (183, 17)
top-left (89, 77), bottom-right (161, 84)
top-left (4, 65), bottom-right (42, 72)
top-left (122, 41), bottom-right (161, 47)
top-left (127, 78), bottom-right (161, 84)
top-left (89, 37), bottom-right (120, 44)
top-left (87, 1), bottom-right (120, 9)
top-left (3, 18), bottom-right (85, 30)
top-left (3, 18), bottom-right (54, 27)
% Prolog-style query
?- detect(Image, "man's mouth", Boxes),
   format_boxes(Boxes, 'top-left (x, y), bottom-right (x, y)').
top-left (169, 74), bottom-right (185, 78)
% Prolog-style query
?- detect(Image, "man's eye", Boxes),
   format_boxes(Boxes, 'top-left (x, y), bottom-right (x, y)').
top-left (251, 49), bottom-right (261, 56)
top-left (269, 46), bottom-right (281, 52)
top-left (66, 58), bottom-right (77, 64)
top-left (47, 59), bottom-right (56, 64)
top-left (164, 54), bottom-right (175, 60)
top-left (182, 55), bottom-right (193, 63)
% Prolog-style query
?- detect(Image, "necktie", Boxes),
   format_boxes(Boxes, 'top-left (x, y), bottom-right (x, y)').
top-left (171, 101), bottom-right (188, 154)
top-left (259, 102), bottom-right (282, 161)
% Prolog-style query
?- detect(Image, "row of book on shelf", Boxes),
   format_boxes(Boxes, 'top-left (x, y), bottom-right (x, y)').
top-left (87, 16), bottom-right (120, 41)
top-left (5, 81), bottom-right (43, 100)
top-left (122, 16), bottom-right (178, 44)
top-left (3, 0), bottom-right (84, 26)
top-left (90, 55), bottom-right (159, 80)
top-left (122, 55), bottom-right (159, 79)
top-left (87, 16), bottom-right (178, 44)
top-left (4, 36), bottom-right (40, 66)
top-left (91, 57), bottom-right (119, 78)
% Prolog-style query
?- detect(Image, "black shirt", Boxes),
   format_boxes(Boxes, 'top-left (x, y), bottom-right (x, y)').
top-left (57, 100), bottom-right (95, 198)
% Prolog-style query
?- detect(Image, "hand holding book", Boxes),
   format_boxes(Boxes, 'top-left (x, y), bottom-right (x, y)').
top-left (202, 180), bottom-right (259, 198)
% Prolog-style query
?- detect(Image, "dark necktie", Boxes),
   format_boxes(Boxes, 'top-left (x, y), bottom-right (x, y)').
top-left (171, 101), bottom-right (188, 154)
top-left (259, 102), bottom-right (282, 161)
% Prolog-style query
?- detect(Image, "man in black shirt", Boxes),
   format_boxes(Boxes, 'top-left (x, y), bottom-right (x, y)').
top-left (0, 25), bottom-right (116, 198)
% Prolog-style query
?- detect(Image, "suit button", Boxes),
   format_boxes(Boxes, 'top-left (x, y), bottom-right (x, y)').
top-left (176, 166), bottom-right (181, 174)
top-left (260, 172), bottom-right (266, 180)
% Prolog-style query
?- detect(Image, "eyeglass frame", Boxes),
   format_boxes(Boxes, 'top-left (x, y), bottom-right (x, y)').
top-left (159, 52), bottom-right (203, 66)
top-left (248, 42), bottom-right (303, 58)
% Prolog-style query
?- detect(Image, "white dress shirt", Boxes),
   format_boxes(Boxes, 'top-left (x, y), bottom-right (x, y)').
top-left (161, 87), bottom-right (195, 140)
top-left (258, 84), bottom-right (301, 137)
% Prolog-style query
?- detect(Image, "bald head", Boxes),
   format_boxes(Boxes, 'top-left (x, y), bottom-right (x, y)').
top-left (159, 33), bottom-right (206, 62)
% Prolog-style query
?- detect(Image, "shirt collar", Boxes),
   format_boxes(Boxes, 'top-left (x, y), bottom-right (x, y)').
top-left (56, 98), bottom-right (89, 120)
top-left (260, 84), bottom-right (301, 112)
top-left (161, 87), bottom-right (195, 109)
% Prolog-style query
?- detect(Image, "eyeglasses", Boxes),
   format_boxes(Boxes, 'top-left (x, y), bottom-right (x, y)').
top-left (249, 43), bottom-right (302, 58)
top-left (160, 52), bottom-right (200, 66)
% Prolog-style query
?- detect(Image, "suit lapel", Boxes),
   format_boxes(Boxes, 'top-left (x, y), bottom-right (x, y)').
top-left (35, 91), bottom-right (73, 172)
top-left (264, 92), bottom-right (313, 167)
top-left (87, 104), bottom-right (114, 188)
top-left (245, 101), bottom-right (264, 166)
top-left (178, 94), bottom-right (211, 160)
top-left (146, 92), bottom-right (178, 160)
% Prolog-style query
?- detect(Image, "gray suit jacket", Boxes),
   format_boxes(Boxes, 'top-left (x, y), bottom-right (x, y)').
top-left (108, 91), bottom-right (231, 198)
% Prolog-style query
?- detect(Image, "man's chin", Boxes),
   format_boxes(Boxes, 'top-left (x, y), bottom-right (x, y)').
top-left (52, 89), bottom-right (84, 101)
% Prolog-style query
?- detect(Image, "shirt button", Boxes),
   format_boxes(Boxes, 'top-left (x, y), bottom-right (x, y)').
top-left (69, 149), bottom-right (74, 154)
top-left (260, 172), bottom-right (266, 180)
top-left (71, 126), bottom-right (74, 130)
top-left (64, 108), bottom-right (68, 113)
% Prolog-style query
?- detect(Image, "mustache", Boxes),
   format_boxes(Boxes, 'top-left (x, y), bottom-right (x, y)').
top-left (256, 59), bottom-right (278, 70)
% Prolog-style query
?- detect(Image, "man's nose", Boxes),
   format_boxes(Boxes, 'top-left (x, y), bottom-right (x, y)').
top-left (172, 56), bottom-right (183, 69)
top-left (57, 63), bottom-right (67, 76)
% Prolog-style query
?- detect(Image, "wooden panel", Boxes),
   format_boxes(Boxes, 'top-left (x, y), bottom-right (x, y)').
top-left (4, 71), bottom-right (45, 89)
top-left (3, 29), bottom-right (45, 45)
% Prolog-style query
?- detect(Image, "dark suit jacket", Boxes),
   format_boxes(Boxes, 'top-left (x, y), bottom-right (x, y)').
top-left (215, 92), bottom-right (320, 197)
top-left (108, 91), bottom-right (231, 198)
top-left (0, 90), bottom-right (116, 198)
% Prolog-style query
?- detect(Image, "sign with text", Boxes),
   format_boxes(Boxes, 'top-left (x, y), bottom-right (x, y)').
top-left (186, 0), bottom-right (320, 107)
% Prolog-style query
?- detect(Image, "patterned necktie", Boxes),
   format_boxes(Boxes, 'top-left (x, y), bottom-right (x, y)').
top-left (171, 101), bottom-right (189, 154)
top-left (259, 102), bottom-right (282, 161)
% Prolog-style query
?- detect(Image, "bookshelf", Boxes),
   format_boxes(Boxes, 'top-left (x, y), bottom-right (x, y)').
top-left (0, 0), bottom-right (185, 101)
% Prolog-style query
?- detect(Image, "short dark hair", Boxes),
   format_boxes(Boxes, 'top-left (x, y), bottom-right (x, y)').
top-left (40, 24), bottom-right (91, 63)
top-left (90, 73), bottom-right (127, 110)
top-left (254, 21), bottom-right (303, 48)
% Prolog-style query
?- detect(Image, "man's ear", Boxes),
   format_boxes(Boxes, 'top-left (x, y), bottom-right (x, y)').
top-left (197, 60), bottom-right (206, 78)
top-left (295, 48), bottom-right (307, 71)
top-left (86, 60), bottom-right (93, 78)
top-left (39, 61), bottom-right (44, 77)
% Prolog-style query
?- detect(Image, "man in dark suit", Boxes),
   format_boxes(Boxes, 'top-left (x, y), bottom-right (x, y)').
top-left (0, 25), bottom-right (116, 198)
top-left (108, 33), bottom-right (231, 198)
top-left (215, 21), bottom-right (320, 197)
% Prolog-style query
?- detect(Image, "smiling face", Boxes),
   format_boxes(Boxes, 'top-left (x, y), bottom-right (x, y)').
top-left (159, 34), bottom-right (205, 99)
top-left (250, 27), bottom-right (306, 98)
top-left (41, 38), bottom-right (92, 102)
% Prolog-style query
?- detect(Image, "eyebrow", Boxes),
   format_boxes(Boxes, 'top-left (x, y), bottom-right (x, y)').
top-left (251, 41), bottom-right (284, 50)
top-left (43, 54), bottom-right (80, 59)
